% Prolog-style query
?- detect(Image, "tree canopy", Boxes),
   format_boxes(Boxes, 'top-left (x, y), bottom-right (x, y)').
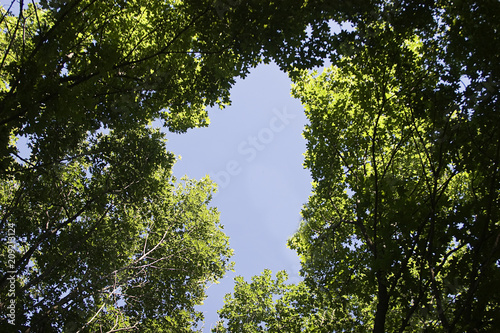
top-left (0, 0), bottom-right (261, 330)
top-left (0, 0), bottom-right (331, 330)
top-left (215, 0), bottom-right (499, 332)
top-left (1, 0), bottom-right (499, 332)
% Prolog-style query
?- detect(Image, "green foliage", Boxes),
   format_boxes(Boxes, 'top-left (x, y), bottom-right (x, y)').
top-left (214, 270), bottom-right (338, 333)
top-left (2, 0), bottom-right (499, 331)
top-left (216, 1), bottom-right (499, 332)
top-left (288, 1), bottom-right (500, 332)
top-left (215, 270), bottom-right (293, 333)
top-left (0, 123), bottom-right (233, 331)
top-left (0, 0), bottom-right (252, 330)
top-left (0, 0), bottom-right (283, 173)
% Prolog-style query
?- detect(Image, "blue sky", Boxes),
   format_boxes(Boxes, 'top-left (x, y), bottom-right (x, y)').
top-left (166, 62), bottom-right (312, 331)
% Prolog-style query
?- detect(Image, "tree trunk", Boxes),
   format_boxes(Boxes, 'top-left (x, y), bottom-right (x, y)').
top-left (373, 272), bottom-right (390, 333)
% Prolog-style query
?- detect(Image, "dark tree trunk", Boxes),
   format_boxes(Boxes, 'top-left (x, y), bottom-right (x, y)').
top-left (373, 272), bottom-right (390, 333)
